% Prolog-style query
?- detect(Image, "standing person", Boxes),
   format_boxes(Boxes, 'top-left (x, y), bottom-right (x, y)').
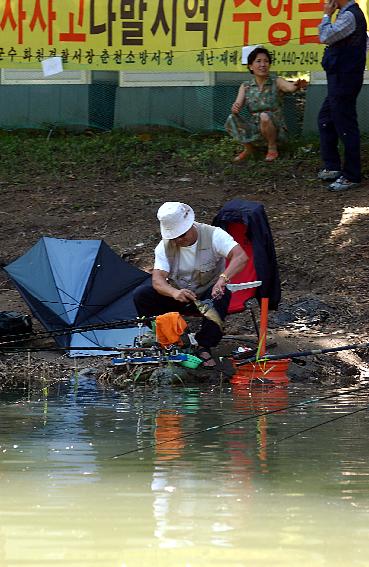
top-left (317, 0), bottom-right (367, 191)
top-left (225, 47), bottom-right (306, 163)
top-left (133, 202), bottom-right (248, 368)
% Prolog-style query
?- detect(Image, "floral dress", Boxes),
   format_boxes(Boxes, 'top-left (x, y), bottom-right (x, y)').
top-left (224, 73), bottom-right (287, 144)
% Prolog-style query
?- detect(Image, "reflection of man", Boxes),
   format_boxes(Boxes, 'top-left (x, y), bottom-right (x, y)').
top-left (317, 0), bottom-right (367, 191)
top-left (133, 202), bottom-right (247, 368)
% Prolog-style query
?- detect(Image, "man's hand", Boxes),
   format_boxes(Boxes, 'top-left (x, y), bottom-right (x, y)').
top-left (324, 0), bottom-right (337, 16)
top-left (172, 288), bottom-right (197, 303)
top-left (153, 270), bottom-right (197, 303)
top-left (211, 278), bottom-right (227, 300)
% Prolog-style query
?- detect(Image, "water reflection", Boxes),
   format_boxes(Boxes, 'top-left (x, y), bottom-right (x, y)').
top-left (154, 410), bottom-right (185, 461)
top-left (148, 385), bottom-right (291, 549)
top-left (1, 377), bottom-right (369, 565)
top-left (232, 384), bottom-right (289, 472)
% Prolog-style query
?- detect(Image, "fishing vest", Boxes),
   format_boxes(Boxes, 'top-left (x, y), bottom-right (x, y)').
top-left (322, 4), bottom-right (367, 75)
top-left (164, 222), bottom-right (225, 295)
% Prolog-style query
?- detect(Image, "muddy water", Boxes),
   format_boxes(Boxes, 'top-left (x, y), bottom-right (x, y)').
top-left (1, 375), bottom-right (369, 567)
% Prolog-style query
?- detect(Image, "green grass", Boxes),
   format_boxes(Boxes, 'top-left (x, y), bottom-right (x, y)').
top-left (1, 127), bottom-right (368, 185)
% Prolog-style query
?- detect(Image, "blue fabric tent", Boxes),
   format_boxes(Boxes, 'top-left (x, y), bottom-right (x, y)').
top-left (4, 237), bottom-right (151, 356)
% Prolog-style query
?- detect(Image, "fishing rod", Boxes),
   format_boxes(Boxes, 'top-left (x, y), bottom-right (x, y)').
top-left (0, 281), bottom-right (259, 349)
top-left (1, 343), bottom-right (204, 368)
top-left (0, 315), bottom-right (154, 348)
top-left (235, 340), bottom-right (369, 366)
top-left (111, 381), bottom-right (369, 459)
top-left (270, 405), bottom-right (369, 446)
top-left (2, 283), bottom-right (259, 346)
top-left (0, 291), bottom-right (225, 348)
top-left (1, 345), bottom-right (153, 353)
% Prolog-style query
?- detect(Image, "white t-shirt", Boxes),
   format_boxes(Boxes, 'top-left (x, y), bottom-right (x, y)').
top-left (154, 227), bottom-right (238, 282)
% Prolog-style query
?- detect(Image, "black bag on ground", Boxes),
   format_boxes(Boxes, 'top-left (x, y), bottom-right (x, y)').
top-left (0, 311), bottom-right (33, 343)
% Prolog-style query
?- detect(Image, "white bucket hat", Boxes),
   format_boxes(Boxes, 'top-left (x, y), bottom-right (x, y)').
top-left (157, 202), bottom-right (195, 239)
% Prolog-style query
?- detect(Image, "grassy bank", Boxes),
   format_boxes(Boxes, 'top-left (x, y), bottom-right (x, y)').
top-left (0, 128), bottom-right (326, 184)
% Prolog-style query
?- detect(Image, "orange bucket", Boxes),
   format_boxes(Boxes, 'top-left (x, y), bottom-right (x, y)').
top-left (232, 383), bottom-right (289, 411)
top-left (230, 358), bottom-right (291, 385)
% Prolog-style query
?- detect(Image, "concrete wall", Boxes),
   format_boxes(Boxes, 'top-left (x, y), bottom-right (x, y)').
top-left (1, 70), bottom-right (367, 135)
top-left (0, 69), bottom-right (117, 131)
top-left (303, 86), bottom-right (369, 135)
top-left (113, 83), bottom-right (303, 135)
top-left (113, 85), bottom-right (215, 131)
top-left (0, 85), bottom-right (90, 129)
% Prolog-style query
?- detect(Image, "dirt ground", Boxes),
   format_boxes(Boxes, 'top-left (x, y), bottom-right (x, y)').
top-left (0, 154), bottom-right (369, 388)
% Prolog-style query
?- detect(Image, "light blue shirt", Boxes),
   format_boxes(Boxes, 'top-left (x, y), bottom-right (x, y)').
top-left (319, 0), bottom-right (356, 45)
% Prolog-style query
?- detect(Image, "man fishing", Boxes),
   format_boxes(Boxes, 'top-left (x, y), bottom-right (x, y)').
top-left (133, 202), bottom-right (248, 368)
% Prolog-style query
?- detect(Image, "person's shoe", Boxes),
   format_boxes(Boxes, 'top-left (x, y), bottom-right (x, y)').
top-left (328, 176), bottom-right (360, 192)
top-left (233, 147), bottom-right (253, 163)
top-left (195, 347), bottom-right (217, 368)
top-left (317, 169), bottom-right (341, 181)
top-left (265, 149), bottom-right (278, 162)
top-left (195, 347), bottom-right (235, 378)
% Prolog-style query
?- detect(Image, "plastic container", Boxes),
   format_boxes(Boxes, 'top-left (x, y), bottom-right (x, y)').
top-left (180, 354), bottom-right (203, 369)
top-left (230, 358), bottom-right (290, 385)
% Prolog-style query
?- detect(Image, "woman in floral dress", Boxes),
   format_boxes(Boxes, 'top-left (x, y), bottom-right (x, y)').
top-left (225, 47), bottom-right (306, 162)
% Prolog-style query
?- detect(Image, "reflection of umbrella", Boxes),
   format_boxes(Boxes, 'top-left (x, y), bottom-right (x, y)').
top-left (4, 237), bottom-right (150, 356)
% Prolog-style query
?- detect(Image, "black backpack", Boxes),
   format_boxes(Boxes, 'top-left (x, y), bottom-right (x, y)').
top-left (0, 311), bottom-right (33, 343)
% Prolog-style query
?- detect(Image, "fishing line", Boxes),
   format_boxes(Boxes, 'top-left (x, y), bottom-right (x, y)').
top-left (0, 316), bottom-right (153, 348)
top-left (2, 346), bottom-right (128, 353)
top-left (236, 341), bottom-right (369, 366)
top-left (111, 381), bottom-right (369, 459)
top-left (0, 295), bottom-right (211, 348)
top-left (270, 405), bottom-right (369, 445)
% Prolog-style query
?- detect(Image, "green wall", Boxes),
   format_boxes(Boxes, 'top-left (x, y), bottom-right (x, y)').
top-left (303, 85), bottom-right (369, 134)
top-left (0, 85), bottom-right (89, 129)
top-left (0, 81), bottom-right (368, 135)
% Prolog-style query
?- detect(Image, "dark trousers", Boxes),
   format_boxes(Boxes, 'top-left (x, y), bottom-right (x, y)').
top-left (133, 282), bottom-right (231, 349)
top-left (318, 73), bottom-right (363, 182)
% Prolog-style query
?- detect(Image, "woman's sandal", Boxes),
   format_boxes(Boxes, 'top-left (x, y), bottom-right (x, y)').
top-left (233, 147), bottom-right (253, 163)
top-left (265, 149), bottom-right (279, 162)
